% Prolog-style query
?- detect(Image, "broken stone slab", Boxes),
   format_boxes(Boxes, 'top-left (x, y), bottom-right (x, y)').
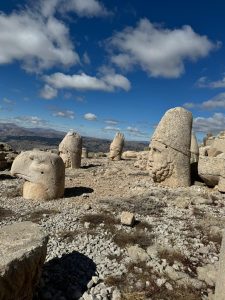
top-left (127, 245), bottom-right (149, 262)
top-left (0, 221), bottom-right (48, 300)
top-left (120, 211), bottom-right (135, 226)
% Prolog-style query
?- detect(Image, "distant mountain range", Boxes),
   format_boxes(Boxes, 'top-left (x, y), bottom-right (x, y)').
top-left (0, 123), bottom-right (148, 152)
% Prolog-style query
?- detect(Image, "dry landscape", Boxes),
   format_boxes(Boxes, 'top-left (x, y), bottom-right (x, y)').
top-left (0, 156), bottom-right (224, 300)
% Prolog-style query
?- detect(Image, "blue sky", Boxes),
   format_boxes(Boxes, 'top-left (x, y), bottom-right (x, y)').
top-left (1, 0), bottom-right (225, 141)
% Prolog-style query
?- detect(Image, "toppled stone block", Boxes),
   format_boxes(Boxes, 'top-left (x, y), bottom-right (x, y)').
top-left (120, 211), bottom-right (135, 226)
top-left (0, 221), bottom-right (48, 300)
top-left (127, 245), bottom-right (149, 262)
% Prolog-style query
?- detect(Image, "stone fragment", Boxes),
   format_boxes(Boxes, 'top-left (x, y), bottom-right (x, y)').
top-left (215, 229), bottom-right (225, 300)
top-left (148, 107), bottom-right (192, 187)
top-left (198, 155), bottom-right (225, 192)
top-left (59, 130), bottom-right (82, 168)
top-left (0, 221), bottom-right (48, 300)
top-left (82, 147), bottom-right (88, 158)
top-left (134, 151), bottom-right (149, 170)
top-left (197, 264), bottom-right (218, 286)
top-left (122, 151), bottom-right (138, 159)
top-left (109, 132), bottom-right (124, 161)
top-left (11, 150), bottom-right (65, 200)
top-left (127, 245), bottom-right (149, 262)
top-left (120, 211), bottom-right (135, 226)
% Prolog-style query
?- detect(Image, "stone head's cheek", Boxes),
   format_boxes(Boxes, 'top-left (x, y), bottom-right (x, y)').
top-left (30, 162), bottom-right (51, 177)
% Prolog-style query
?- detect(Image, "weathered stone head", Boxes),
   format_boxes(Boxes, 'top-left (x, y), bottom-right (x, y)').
top-left (11, 150), bottom-right (65, 200)
top-left (59, 131), bottom-right (82, 168)
top-left (190, 132), bottom-right (199, 164)
top-left (148, 107), bottom-right (192, 187)
top-left (109, 132), bottom-right (125, 161)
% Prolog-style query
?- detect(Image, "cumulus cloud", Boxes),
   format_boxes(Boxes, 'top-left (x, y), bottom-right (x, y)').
top-left (126, 126), bottom-right (147, 137)
top-left (193, 113), bottom-right (225, 134)
top-left (52, 110), bottom-right (75, 119)
top-left (0, 9), bottom-right (79, 72)
top-left (108, 19), bottom-right (219, 78)
top-left (84, 113), bottom-right (97, 121)
top-left (40, 84), bottom-right (58, 99)
top-left (44, 71), bottom-right (131, 93)
top-left (184, 93), bottom-right (225, 110)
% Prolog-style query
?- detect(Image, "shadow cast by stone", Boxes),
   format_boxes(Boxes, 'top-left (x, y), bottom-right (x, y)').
top-left (64, 186), bottom-right (94, 197)
top-left (34, 251), bottom-right (96, 299)
top-left (0, 173), bottom-right (15, 180)
top-left (81, 164), bottom-right (101, 169)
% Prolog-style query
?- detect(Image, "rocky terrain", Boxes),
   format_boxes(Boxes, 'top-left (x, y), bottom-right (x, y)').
top-left (0, 157), bottom-right (224, 300)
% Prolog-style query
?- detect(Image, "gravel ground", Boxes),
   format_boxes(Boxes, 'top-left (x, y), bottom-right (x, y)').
top-left (0, 158), bottom-right (224, 300)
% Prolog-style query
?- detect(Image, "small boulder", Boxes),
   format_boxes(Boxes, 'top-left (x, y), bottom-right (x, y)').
top-left (127, 245), bottom-right (149, 262)
top-left (120, 211), bottom-right (135, 226)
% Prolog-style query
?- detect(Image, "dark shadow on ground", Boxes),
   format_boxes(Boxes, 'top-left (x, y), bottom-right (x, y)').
top-left (81, 164), bottom-right (101, 169)
top-left (64, 186), bottom-right (94, 198)
top-left (0, 174), bottom-right (14, 180)
top-left (34, 251), bottom-right (96, 299)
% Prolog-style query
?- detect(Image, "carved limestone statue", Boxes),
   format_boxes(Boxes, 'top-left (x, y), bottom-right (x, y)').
top-left (59, 131), bottom-right (82, 168)
top-left (109, 132), bottom-right (125, 161)
top-left (11, 150), bottom-right (65, 201)
top-left (148, 107), bottom-right (193, 187)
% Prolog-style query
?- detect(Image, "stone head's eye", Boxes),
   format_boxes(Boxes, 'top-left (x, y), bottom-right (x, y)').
top-left (41, 171), bottom-right (44, 174)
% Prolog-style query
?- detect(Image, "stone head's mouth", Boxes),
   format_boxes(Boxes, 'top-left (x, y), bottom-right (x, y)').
top-left (12, 173), bottom-right (31, 181)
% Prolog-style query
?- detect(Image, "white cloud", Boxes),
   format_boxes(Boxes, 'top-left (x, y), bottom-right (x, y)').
top-left (108, 19), bottom-right (219, 78)
top-left (52, 110), bottom-right (75, 119)
top-left (62, 0), bottom-right (109, 17)
top-left (0, 5), bottom-right (79, 72)
top-left (84, 113), bottom-right (97, 121)
top-left (105, 119), bottom-right (119, 125)
top-left (83, 51), bottom-right (91, 64)
top-left (196, 75), bottom-right (225, 88)
top-left (14, 115), bottom-right (49, 127)
top-left (40, 84), bottom-right (58, 99)
top-left (44, 71), bottom-right (131, 93)
top-left (126, 126), bottom-right (147, 137)
top-left (193, 113), bottom-right (225, 134)
top-left (184, 93), bottom-right (225, 110)
top-left (2, 97), bottom-right (14, 105)
top-left (104, 126), bottom-right (120, 131)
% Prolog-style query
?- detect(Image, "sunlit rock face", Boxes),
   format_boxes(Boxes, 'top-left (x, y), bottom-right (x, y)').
top-left (11, 150), bottom-right (65, 201)
top-left (148, 107), bottom-right (193, 188)
top-left (109, 132), bottom-right (125, 161)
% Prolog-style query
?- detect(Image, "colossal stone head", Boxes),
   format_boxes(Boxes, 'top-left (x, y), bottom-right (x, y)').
top-left (109, 132), bottom-right (125, 161)
top-left (11, 150), bottom-right (65, 200)
top-left (148, 107), bottom-right (192, 187)
top-left (59, 131), bottom-right (82, 169)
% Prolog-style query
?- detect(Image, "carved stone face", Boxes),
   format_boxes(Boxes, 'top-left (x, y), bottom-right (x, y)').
top-left (109, 144), bottom-right (121, 160)
top-left (148, 140), bottom-right (173, 183)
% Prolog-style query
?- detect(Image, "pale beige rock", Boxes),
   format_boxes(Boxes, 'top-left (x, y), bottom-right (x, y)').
top-left (11, 150), bottom-right (65, 200)
top-left (148, 107), bottom-right (192, 187)
top-left (122, 150), bottom-right (138, 159)
top-left (0, 221), bottom-right (48, 300)
top-left (215, 230), bottom-right (225, 300)
top-left (198, 155), bottom-right (225, 192)
top-left (120, 211), bottom-right (135, 226)
top-left (190, 132), bottom-right (199, 163)
top-left (203, 133), bottom-right (215, 146)
top-left (59, 131), bottom-right (82, 168)
top-left (199, 146), bottom-right (210, 156)
top-left (134, 151), bottom-right (149, 170)
top-left (109, 132), bottom-right (124, 161)
top-left (82, 147), bottom-right (88, 158)
top-left (197, 263), bottom-right (218, 287)
top-left (127, 245), bottom-right (149, 262)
